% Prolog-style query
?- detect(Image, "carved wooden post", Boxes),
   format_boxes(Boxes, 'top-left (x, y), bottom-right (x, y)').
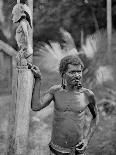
top-left (7, 1), bottom-right (33, 155)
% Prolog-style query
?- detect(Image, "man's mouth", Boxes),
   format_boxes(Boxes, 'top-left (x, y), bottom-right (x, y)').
top-left (71, 79), bottom-right (82, 88)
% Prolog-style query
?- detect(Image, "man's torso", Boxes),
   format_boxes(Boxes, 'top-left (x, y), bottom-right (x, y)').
top-left (50, 86), bottom-right (90, 149)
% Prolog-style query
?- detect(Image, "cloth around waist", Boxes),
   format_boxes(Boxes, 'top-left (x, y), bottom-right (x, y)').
top-left (49, 141), bottom-right (75, 153)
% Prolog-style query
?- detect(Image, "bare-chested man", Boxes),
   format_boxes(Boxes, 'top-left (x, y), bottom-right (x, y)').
top-left (30, 55), bottom-right (99, 155)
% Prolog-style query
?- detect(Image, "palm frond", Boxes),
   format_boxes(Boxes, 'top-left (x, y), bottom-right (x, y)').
top-left (81, 29), bottom-right (107, 58)
top-left (38, 29), bottom-right (78, 72)
top-left (60, 28), bottom-right (78, 53)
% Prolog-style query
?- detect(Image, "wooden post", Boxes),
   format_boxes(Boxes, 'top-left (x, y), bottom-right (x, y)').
top-left (7, 0), bottom-right (33, 154)
top-left (107, 0), bottom-right (112, 53)
top-left (27, 0), bottom-right (33, 50)
top-left (0, 51), bottom-right (4, 69)
top-left (15, 69), bottom-right (33, 155)
top-left (0, 51), bottom-right (4, 79)
top-left (27, 0), bottom-right (33, 16)
top-left (17, 0), bottom-right (20, 3)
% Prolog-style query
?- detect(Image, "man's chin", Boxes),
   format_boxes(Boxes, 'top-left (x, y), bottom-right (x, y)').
top-left (71, 82), bottom-right (82, 88)
top-left (71, 83), bottom-right (79, 87)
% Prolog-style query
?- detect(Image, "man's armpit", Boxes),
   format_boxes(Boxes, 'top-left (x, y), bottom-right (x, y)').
top-left (88, 94), bottom-right (96, 106)
top-left (87, 95), bottom-right (97, 119)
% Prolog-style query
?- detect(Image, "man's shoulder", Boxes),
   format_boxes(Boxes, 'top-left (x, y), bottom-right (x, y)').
top-left (82, 88), bottom-right (96, 107)
top-left (49, 85), bottom-right (62, 94)
top-left (82, 87), bottom-right (94, 97)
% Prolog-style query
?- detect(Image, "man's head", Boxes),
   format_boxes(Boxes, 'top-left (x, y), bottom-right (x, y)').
top-left (59, 55), bottom-right (84, 89)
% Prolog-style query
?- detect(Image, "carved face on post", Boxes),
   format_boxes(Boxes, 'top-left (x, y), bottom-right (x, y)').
top-left (12, 4), bottom-right (26, 23)
top-left (12, 3), bottom-right (32, 27)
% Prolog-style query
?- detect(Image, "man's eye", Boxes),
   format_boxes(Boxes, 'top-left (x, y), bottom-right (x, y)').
top-left (70, 71), bottom-right (75, 74)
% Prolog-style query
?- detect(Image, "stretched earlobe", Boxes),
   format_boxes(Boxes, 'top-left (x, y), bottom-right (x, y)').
top-left (62, 74), bottom-right (66, 89)
top-left (62, 76), bottom-right (66, 89)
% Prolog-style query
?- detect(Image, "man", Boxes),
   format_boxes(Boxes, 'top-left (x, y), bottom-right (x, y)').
top-left (30, 55), bottom-right (99, 155)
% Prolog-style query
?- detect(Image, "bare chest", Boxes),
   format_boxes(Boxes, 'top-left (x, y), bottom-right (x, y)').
top-left (54, 91), bottom-right (87, 113)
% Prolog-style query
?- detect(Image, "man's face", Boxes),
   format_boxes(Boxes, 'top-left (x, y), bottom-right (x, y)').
top-left (65, 64), bottom-right (82, 88)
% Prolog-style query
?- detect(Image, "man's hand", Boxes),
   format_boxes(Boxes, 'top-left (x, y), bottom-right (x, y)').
top-left (28, 62), bottom-right (42, 80)
top-left (76, 139), bottom-right (88, 154)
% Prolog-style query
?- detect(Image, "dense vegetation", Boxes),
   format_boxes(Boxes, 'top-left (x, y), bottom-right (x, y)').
top-left (1, 0), bottom-right (116, 49)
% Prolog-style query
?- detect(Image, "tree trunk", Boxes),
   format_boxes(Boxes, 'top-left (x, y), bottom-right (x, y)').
top-left (107, 0), bottom-right (112, 53)
top-left (7, 0), bottom-right (34, 155)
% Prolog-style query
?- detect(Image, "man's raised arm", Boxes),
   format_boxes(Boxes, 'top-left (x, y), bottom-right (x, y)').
top-left (28, 63), bottom-right (54, 111)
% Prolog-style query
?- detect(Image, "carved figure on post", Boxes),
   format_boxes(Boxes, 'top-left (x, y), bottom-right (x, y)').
top-left (12, 3), bottom-right (33, 67)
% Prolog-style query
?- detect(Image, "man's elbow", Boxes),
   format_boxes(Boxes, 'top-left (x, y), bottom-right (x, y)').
top-left (31, 102), bottom-right (41, 111)
top-left (92, 113), bottom-right (99, 125)
top-left (96, 113), bottom-right (99, 125)
top-left (31, 106), bottom-right (40, 111)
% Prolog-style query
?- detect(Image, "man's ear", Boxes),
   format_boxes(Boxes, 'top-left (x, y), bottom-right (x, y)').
top-left (62, 74), bottom-right (66, 89)
top-left (63, 72), bottom-right (67, 78)
top-left (62, 73), bottom-right (65, 78)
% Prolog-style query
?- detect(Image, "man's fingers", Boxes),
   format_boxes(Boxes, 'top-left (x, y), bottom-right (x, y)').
top-left (27, 62), bottom-right (39, 71)
top-left (76, 145), bottom-right (85, 152)
top-left (76, 141), bottom-right (83, 146)
top-left (76, 141), bottom-right (84, 150)
top-left (79, 145), bottom-right (85, 150)
top-left (32, 65), bottom-right (40, 71)
top-left (31, 65), bottom-right (35, 70)
top-left (31, 68), bottom-right (36, 73)
top-left (28, 64), bottom-right (41, 79)
top-left (27, 62), bottom-right (33, 69)
top-left (31, 68), bottom-right (41, 76)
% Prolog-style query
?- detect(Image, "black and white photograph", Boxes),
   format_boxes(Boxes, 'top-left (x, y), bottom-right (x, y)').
top-left (0, 0), bottom-right (116, 155)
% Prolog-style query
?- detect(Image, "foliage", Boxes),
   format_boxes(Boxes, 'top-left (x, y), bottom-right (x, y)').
top-left (37, 29), bottom-right (78, 73)
top-left (0, 0), bottom-right (116, 50)
top-left (33, 0), bottom-right (116, 48)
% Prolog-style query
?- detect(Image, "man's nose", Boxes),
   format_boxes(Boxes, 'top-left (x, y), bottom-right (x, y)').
top-left (75, 72), bottom-right (79, 76)
top-left (75, 73), bottom-right (81, 78)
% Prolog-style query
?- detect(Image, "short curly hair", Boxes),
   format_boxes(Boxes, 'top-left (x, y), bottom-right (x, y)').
top-left (59, 55), bottom-right (84, 77)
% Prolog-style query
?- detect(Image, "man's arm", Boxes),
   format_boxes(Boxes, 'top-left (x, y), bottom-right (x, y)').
top-left (86, 93), bottom-right (99, 143)
top-left (31, 78), bottom-right (54, 111)
top-left (76, 94), bottom-right (99, 153)
top-left (28, 64), bottom-right (54, 111)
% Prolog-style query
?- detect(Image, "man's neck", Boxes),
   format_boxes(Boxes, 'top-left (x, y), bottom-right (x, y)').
top-left (65, 84), bottom-right (82, 92)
